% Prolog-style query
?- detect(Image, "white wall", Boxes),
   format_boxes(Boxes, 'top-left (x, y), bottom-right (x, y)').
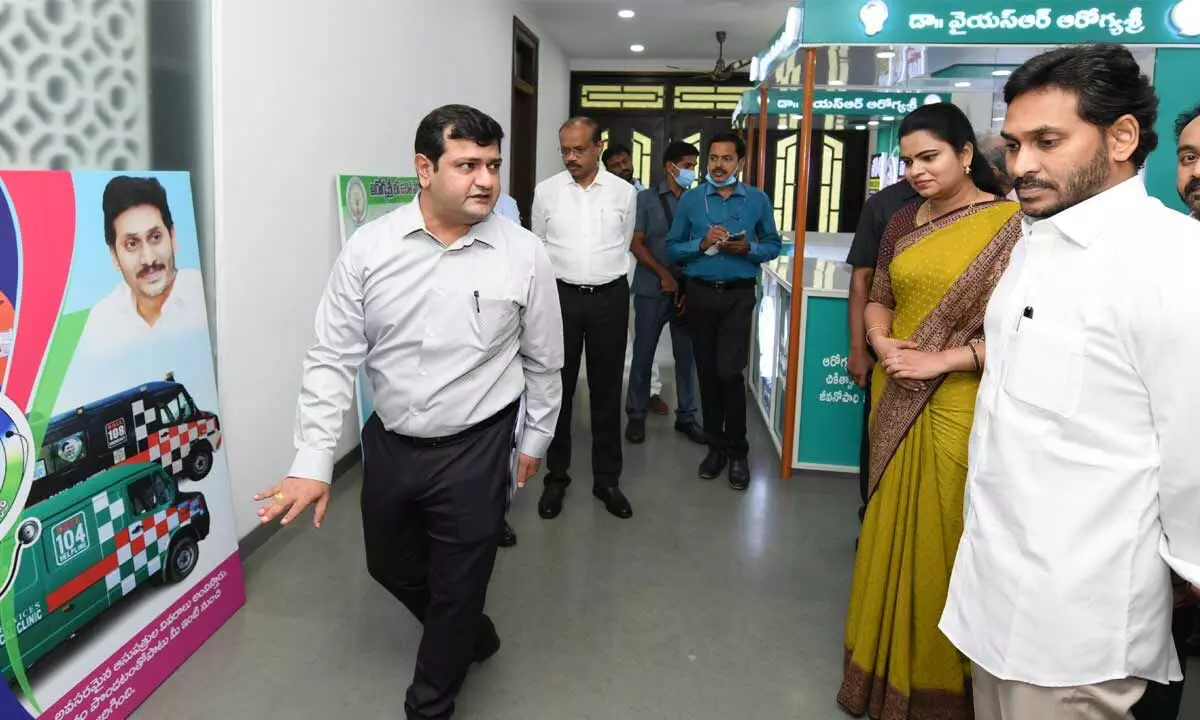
top-left (212, 0), bottom-right (568, 538)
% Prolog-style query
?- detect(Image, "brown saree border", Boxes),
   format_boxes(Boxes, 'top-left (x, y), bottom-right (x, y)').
top-left (867, 204), bottom-right (1022, 498)
top-left (839, 649), bottom-right (972, 720)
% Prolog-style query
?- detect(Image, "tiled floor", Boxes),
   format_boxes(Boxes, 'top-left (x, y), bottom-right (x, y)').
top-left (135, 404), bottom-right (1199, 719)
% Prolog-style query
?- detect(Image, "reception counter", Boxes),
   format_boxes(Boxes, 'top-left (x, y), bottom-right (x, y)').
top-left (749, 233), bottom-right (865, 473)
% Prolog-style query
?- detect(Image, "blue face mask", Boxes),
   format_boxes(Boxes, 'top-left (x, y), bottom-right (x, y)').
top-left (706, 172), bottom-right (739, 189)
top-left (673, 166), bottom-right (697, 188)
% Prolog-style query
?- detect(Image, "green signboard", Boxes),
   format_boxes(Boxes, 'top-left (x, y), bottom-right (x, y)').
top-left (801, 1), bottom-right (1200, 47)
top-left (795, 295), bottom-right (864, 470)
top-left (739, 89), bottom-right (943, 117)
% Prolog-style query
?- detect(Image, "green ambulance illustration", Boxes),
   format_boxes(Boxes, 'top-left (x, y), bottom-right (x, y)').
top-left (0, 462), bottom-right (210, 681)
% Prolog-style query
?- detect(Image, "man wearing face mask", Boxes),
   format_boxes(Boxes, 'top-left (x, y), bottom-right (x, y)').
top-left (667, 131), bottom-right (781, 490)
top-left (625, 141), bottom-right (706, 445)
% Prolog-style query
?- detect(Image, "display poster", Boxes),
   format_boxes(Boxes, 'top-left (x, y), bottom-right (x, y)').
top-left (0, 171), bottom-right (244, 718)
top-left (795, 295), bottom-right (865, 470)
top-left (335, 175), bottom-right (419, 429)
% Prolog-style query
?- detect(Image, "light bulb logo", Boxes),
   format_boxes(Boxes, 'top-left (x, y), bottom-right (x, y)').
top-left (1172, 0), bottom-right (1200, 37)
top-left (860, 0), bottom-right (890, 37)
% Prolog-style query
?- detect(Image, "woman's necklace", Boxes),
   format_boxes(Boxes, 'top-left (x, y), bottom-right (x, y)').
top-left (919, 189), bottom-right (989, 226)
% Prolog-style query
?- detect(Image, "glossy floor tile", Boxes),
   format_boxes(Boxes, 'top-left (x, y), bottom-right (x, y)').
top-left (135, 403), bottom-right (1199, 720)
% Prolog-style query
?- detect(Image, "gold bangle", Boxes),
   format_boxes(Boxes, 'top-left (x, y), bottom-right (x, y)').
top-left (866, 324), bottom-right (889, 339)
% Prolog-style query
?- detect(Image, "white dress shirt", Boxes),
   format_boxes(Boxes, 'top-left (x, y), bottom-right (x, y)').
top-left (940, 177), bottom-right (1200, 687)
top-left (288, 198), bottom-right (564, 484)
top-left (76, 268), bottom-right (209, 357)
top-left (531, 167), bottom-right (637, 285)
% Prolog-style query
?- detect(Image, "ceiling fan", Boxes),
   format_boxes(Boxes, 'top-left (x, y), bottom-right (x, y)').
top-left (670, 31), bottom-right (753, 81)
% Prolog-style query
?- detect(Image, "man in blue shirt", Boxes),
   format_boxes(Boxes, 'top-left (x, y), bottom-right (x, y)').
top-left (625, 141), bottom-right (706, 446)
top-left (667, 131), bottom-right (781, 490)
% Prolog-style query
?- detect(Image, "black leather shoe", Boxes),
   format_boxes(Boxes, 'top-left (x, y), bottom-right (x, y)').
top-left (674, 420), bottom-right (708, 445)
top-left (592, 486), bottom-right (633, 519)
top-left (625, 417), bottom-right (646, 444)
top-left (729, 457), bottom-right (750, 491)
top-left (698, 449), bottom-right (728, 479)
top-left (499, 521), bottom-right (517, 548)
top-left (538, 483), bottom-right (566, 519)
top-left (474, 614), bottom-right (501, 663)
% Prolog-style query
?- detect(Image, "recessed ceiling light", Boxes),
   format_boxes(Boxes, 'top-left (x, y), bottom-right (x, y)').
top-left (954, 81), bottom-right (972, 88)
top-left (854, 124), bottom-right (867, 130)
top-left (881, 115), bottom-right (896, 121)
top-left (630, 44), bottom-right (645, 53)
top-left (992, 69), bottom-right (1012, 77)
top-left (828, 79), bottom-right (846, 86)
top-left (618, 9), bottom-right (635, 19)
top-left (876, 50), bottom-right (896, 59)
top-left (868, 120), bottom-right (880, 127)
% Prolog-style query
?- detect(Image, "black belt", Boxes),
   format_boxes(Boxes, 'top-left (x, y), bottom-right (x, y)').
top-left (557, 277), bottom-right (625, 294)
top-left (689, 277), bottom-right (757, 291)
top-left (392, 400), bottom-right (519, 448)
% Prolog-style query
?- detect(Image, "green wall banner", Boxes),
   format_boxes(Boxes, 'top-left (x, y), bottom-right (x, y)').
top-left (739, 90), bottom-right (943, 117)
top-left (795, 296), bottom-right (864, 470)
top-left (801, 2), bottom-right (1200, 47)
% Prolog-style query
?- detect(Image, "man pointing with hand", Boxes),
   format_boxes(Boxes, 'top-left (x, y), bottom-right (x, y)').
top-left (255, 105), bottom-right (563, 720)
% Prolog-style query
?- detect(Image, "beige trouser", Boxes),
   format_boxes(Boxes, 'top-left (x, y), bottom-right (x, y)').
top-left (972, 664), bottom-right (1147, 720)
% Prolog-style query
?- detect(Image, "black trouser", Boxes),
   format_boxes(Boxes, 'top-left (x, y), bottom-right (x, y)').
top-left (360, 405), bottom-right (517, 720)
top-left (687, 281), bottom-right (756, 458)
top-left (858, 375), bottom-right (872, 522)
top-left (1131, 604), bottom-right (1197, 720)
top-left (546, 277), bottom-right (629, 488)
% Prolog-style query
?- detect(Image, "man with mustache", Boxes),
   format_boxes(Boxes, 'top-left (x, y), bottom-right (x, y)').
top-left (939, 44), bottom-right (1200, 719)
top-left (76, 176), bottom-right (208, 357)
top-left (532, 117), bottom-right (637, 520)
top-left (1177, 103), bottom-right (1200, 219)
top-left (667, 131), bottom-right (781, 490)
top-left (603, 142), bottom-right (646, 192)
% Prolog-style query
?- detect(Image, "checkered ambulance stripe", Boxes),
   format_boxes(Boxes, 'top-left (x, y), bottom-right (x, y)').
top-left (115, 415), bottom-right (220, 474)
top-left (45, 490), bottom-right (193, 613)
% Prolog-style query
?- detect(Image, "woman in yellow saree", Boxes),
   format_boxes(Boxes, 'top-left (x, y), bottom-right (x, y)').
top-left (837, 103), bottom-right (1020, 720)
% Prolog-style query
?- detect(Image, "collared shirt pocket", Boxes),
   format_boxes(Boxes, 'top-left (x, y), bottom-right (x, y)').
top-left (1003, 319), bottom-right (1084, 418)
top-left (470, 292), bottom-right (520, 350)
top-left (601, 206), bottom-right (628, 239)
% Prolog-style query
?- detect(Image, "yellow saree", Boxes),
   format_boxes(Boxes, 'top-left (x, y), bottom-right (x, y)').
top-left (837, 200), bottom-right (1021, 720)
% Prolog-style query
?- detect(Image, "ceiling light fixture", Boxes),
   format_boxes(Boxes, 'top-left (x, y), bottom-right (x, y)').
top-left (618, 9), bottom-right (635, 19)
top-left (868, 120), bottom-right (880, 127)
top-left (992, 69), bottom-right (1012, 77)
top-left (854, 124), bottom-right (867, 130)
top-left (876, 50), bottom-right (896, 59)
top-left (828, 79), bottom-right (846, 86)
top-left (881, 115), bottom-right (896, 121)
top-left (954, 81), bottom-right (972, 88)
top-left (630, 44), bottom-right (645, 53)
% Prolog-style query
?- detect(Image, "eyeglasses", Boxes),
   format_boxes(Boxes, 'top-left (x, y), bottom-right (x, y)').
top-left (559, 146), bottom-right (597, 159)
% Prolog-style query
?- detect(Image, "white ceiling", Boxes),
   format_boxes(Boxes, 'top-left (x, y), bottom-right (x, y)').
top-left (519, 0), bottom-right (796, 64)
